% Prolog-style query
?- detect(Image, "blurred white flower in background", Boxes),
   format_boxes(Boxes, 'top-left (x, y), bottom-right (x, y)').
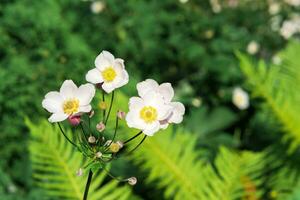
top-left (90, 1), bottom-right (105, 14)
top-left (227, 0), bottom-right (239, 8)
top-left (210, 0), bottom-right (222, 13)
top-left (42, 80), bottom-right (95, 123)
top-left (86, 50), bottom-right (129, 93)
top-left (269, 2), bottom-right (281, 15)
top-left (280, 16), bottom-right (300, 39)
top-left (285, 0), bottom-right (300, 6)
top-left (191, 97), bottom-right (202, 108)
top-left (247, 41), bottom-right (260, 55)
top-left (272, 55), bottom-right (282, 65)
top-left (179, 0), bottom-right (189, 4)
top-left (232, 87), bottom-right (249, 110)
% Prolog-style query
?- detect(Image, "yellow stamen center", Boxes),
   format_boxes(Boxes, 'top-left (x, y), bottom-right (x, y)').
top-left (63, 99), bottom-right (79, 115)
top-left (140, 106), bottom-right (157, 123)
top-left (102, 67), bottom-right (116, 82)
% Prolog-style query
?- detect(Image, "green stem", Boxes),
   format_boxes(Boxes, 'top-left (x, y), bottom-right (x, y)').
top-left (126, 135), bottom-right (147, 155)
top-left (124, 131), bottom-right (143, 144)
top-left (57, 123), bottom-right (77, 148)
top-left (102, 90), bottom-right (106, 121)
top-left (83, 170), bottom-right (93, 200)
top-left (104, 91), bottom-right (114, 125)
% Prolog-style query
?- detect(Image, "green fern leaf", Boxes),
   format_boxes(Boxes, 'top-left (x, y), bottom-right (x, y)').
top-left (27, 119), bottom-right (136, 200)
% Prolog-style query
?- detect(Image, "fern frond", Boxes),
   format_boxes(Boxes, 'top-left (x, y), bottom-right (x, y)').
top-left (131, 127), bottom-right (265, 200)
top-left (237, 40), bottom-right (300, 152)
top-left (27, 119), bottom-right (136, 200)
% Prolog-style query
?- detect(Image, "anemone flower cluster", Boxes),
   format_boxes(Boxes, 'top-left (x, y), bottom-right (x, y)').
top-left (42, 50), bottom-right (185, 200)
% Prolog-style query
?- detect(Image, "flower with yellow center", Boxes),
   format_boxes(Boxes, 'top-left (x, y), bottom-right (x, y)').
top-left (136, 79), bottom-right (185, 130)
top-left (42, 80), bottom-right (95, 123)
top-left (86, 50), bottom-right (129, 93)
top-left (126, 91), bottom-right (172, 136)
top-left (232, 87), bottom-right (249, 110)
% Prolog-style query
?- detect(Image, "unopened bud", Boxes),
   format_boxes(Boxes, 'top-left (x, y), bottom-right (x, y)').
top-left (109, 142), bottom-right (121, 153)
top-left (76, 168), bottom-right (83, 176)
top-left (89, 110), bottom-right (95, 118)
top-left (104, 140), bottom-right (112, 146)
top-left (117, 110), bottom-right (126, 120)
top-left (68, 115), bottom-right (81, 126)
top-left (88, 136), bottom-right (96, 144)
top-left (96, 151), bottom-right (102, 158)
top-left (99, 101), bottom-right (107, 110)
top-left (96, 122), bottom-right (105, 132)
top-left (116, 141), bottom-right (124, 148)
top-left (127, 177), bottom-right (137, 186)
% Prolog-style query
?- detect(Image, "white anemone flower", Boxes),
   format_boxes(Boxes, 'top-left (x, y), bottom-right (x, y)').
top-left (86, 50), bottom-right (129, 93)
top-left (232, 87), bottom-right (249, 110)
top-left (42, 80), bottom-right (95, 123)
top-left (136, 79), bottom-right (185, 129)
top-left (126, 91), bottom-right (172, 136)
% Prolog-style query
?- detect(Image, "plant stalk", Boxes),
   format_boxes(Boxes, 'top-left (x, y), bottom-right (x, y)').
top-left (83, 169), bottom-right (93, 200)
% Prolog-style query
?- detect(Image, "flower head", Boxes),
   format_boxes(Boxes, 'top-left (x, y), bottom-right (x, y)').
top-left (127, 177), bottom-right (137, 186)
top-left (126, 91), bottom-right (172, 136)
top-left (232, 87), bottom-right (249, 110)
top-left (42, 80), bottom-right (95, 123)
top-left (247, 41), bottom-right (260, 55)
top-left (136, 79), bottom-right (185, 130)
top-left (86, 51), bottom-right (129, 93)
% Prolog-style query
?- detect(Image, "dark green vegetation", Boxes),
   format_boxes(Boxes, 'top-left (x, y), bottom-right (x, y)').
top-left (1, 0), bottom-right (300, 199)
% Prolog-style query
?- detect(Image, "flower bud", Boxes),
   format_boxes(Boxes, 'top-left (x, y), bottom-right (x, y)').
top-left (96, 151), bottom-right (102, 158)
top-left (99, 101), bottom-right (107, 110)
top-left (76, 168), bottom-right (83, 176)
top-left (117, 110), bottom-right (126, 120)
top-left (68, 115), bottom-right (81, 126)
top-left (88, 136), bottom-right (96, 144)
top-left (96, 122), bottom-right (105, 132)
top-left (127, 177), bottom-right (137, 186)
top-left (104, 140), bottom-right (112, 146)
top-left (116, 141), bottom-right (124, 148)
top-left (109, 142), bottom-right (121, 153)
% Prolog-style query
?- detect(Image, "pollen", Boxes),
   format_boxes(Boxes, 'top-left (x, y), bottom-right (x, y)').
top-left (63, 99), bottom-right (79, 115)
top-left (101, 67), bottom-right (117, 82)
top-left (140, 106), bottom-right (157, 123)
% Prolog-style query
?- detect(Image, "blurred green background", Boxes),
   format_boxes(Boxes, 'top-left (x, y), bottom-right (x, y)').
top-left (1, 0), bottom-right (300, 199)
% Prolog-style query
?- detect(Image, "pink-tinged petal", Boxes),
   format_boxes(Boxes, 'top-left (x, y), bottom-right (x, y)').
top-left (86, 68), bottom-right (103, 84)
top-left (60, 80), bottom-right (77, 99)
top-left (112, 69), bottom-right (129, 88)
top-left (128, 97), bottom-right (144, 110)
top-left (137, 79), bottom-right (159, 98)
top-left (114, 58), bottom-right (125, 69)
top-left (158, 83), bottom-right (174, 103)
top-left (48, 113), bottom-right (68, 123)
top-left (76, 84), bottom-right (95, 105)
top-left (169, 102), bottom-right (185, 123)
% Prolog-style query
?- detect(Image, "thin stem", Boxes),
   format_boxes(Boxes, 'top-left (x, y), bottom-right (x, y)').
top-left (102, 90), bottom-right (106, 120)
top-left (57, 123), bottom-right (77, 148)
top-left (83, 170), bottom-right (93, 200)
top-left (124, 131), bottom-right (143, 144)
top-left (104, 91), bottom-right (114, 125)
top-left (104, 116), bottom-right (119, 152)
top-left (126, 135), bottom-right (147, 155)
top-left (102, 167), bottom-right (127, 182)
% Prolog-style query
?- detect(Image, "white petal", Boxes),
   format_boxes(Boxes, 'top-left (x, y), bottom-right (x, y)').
top-left (95, 51), bottom-right (114, 70)
top-left (76, 84), bottom-right (95, 105)
top-left (158, 83), bottom-right (174, 103)
top-left (114, 58), bottom-right (125, 69)
top-left (48, 113), bottom-right (68, 123)
top-left (42, 92), bottom-right (63, 113)
top-left (156, 104), bottom-right (173, 120)
top-left (126, 111), bottom-right (145, 130)
top-left (102, 83), bottom-right (115, 93)
top-left (112, 68), bottom-right (129, 88)
top-left (143, 91), bottom-right (165, 107)
top-left (137, 79), bottom-right (159, 98)
top-left (143, 122), bottom-right (160, 136)
top-left (86, 68), bottom-right (103, 84)
top-left (128, 97), bottom-right (144, 110)
top-left (60, 80), bottom-right (77, 99)
top-left (169, 102), bottom-right (185, 123)
top-left (160, 123), bottom-right (169, 130)
top-left (79, 105), bottom-right (92, 113)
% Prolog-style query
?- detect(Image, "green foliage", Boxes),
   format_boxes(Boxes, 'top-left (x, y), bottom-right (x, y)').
top-left (238, 40), bottom-right (300, 152)
top-left (26, 119), bottom-right (136, 200)
top-left (131, 127), bottom-right (265, 200)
